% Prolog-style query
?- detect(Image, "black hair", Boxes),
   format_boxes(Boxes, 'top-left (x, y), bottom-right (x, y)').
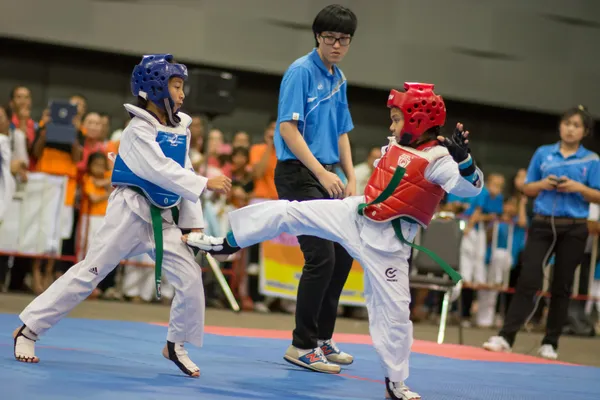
top-left (231, 146), bottom-right (249, 160)
top-left (312, 4), bottom-right (357, 47)
top-left (406, 126), bottom-right (441, 149)
top-left (0, 104), bottom-right (12, 120)
top-left (70, 93), bottom-right (88, 102)
top-left (9, 85), bottom-right (29, 101)
top-left (560, 105), bottom-right (594, 135)
top-left (267, 115), bottom-right (277, 126)
top-left (87, 151), bottom-right (108, 171)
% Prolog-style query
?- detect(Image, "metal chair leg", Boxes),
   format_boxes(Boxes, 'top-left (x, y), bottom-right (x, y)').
top-left (457, 291), bottom-right (464, 345)
top-left (437, 291), bottom-right (451, 344)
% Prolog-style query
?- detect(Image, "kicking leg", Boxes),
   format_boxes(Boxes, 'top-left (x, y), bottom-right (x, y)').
top-left (184, 198), bottom-right (362, 256)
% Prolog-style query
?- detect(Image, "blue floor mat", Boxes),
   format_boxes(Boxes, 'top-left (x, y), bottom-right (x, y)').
top-left (1, 313), bottom-right (599, 399)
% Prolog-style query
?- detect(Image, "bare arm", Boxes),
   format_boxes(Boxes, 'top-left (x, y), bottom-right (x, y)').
top-left (338, 133), bottom-right (356, 195)
top-left (516, 196), bottom-right (528, 228)
top-left (252, 143), bottom-right (274, 179)
top-left (279, 121), bottom-right (328, 178)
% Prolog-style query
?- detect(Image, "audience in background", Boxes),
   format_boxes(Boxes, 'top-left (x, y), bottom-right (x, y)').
top-left (1, 84), bottom-right (598, 347)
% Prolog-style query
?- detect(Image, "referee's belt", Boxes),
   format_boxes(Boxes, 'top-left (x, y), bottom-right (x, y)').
top-left (533, 214), bottom-right (587, 224)
top-left (280, 159), bottom-right (335, 172)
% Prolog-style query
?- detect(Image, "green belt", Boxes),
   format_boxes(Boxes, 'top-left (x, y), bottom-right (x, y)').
top-left (357, 167), bottom-right (462, 284)
top-left (130, 187), bottom-right (180, 299)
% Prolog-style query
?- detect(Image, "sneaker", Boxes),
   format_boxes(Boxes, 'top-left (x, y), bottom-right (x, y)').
top-left (253, 302), bottom-right (270, 314)
top-left (319, 339), bottom-right (354, 365)
top-left (482, 335), bottom-right (512, 352)
top-left (283, 345), bottom-right (341, 374)
top-left (538, 344), bottom-right (558, 360)
top-left (385, 378), bottom-right (421, 399)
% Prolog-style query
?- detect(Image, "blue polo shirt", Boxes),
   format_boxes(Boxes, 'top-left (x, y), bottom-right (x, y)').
top-left (525, 142), bottom-right (600, 218)
top-left (274, 48), bottom-right (354, 164)
top-left (481, 190), bottom-right (504, 215)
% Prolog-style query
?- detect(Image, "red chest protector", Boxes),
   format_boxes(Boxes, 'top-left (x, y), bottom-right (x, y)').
top-left (362, 139), bottom-right (447, 227)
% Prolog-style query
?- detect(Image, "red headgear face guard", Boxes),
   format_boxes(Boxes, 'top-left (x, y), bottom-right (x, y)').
top-left (387, 82), bottom-right (446, 144)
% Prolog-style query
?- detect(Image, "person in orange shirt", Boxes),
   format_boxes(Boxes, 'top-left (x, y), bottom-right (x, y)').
top-left (78, 152), bottom-right (112, 260)
top-left (77, 112), bottom-right (107, 176)
top-left (30, 106), bottom-right (83, 294)
top-left (250, 117), bottom-right (278, 201)
top-left (246, 117), bottom-right (278, 313)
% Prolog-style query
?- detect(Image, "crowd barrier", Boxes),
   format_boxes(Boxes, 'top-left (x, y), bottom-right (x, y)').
top-left (0, 173), bottom-right (245, 307)
top-left (2, 174), bottom-right (600, 308)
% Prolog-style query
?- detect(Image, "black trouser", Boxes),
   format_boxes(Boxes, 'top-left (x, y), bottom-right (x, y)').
top-left (275, 160), bottom-right (354, 350)
top-left (499, 217), bottom-right (588, 349)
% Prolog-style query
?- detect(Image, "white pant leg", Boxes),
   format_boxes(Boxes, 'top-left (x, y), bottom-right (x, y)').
top-left (20, 194), bottom-right (152, 335)
top-left (156, 221), bottom-right (206, 347)
top-left (476, 249), bottom-right (512, 327)
top-left (122, 265), bottom-right (143, 298)
top-left (133, 253), bottom-right (156, 302)
top-left (459, 229), bottom-right (479, 282)
top-left (361, 244), bottom-right (412, 382)
top-left (585, 280), bottom-right (600, 315)
top-left (227, 197), bottom-right (363, 256)
top-left (160, 275), bottom-right (175, 300)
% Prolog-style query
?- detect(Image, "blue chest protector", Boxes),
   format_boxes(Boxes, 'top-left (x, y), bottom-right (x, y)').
top-left (111, 105), bottom-right (189, 209)
top-left (110, 104), bottom-right (192, 299)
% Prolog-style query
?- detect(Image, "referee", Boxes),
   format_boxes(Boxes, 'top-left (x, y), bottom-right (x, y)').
top-left (273, 4), bottom-right (357, 374)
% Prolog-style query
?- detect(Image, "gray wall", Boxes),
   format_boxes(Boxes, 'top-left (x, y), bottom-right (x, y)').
top-left (1, 0), bottom-right (599, 117)
top-left (1, 39), bottom-right (596, 179)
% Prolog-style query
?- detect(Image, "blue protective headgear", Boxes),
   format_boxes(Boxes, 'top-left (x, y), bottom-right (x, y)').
top-left (131, 54), bottom-right (188, 125)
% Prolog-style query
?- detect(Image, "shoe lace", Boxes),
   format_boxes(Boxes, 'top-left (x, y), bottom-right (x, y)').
top-left (312, 347), bottom-right (329, 362)
top-left (324, 339), bottom-right (341, 353)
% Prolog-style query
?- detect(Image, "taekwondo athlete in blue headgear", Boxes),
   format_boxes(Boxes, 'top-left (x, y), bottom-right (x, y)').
top-left (14, 54), bottom-right (231, 378)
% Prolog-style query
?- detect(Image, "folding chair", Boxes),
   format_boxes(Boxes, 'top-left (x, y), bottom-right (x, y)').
top-left (410, 213), bottom-right (464, 344)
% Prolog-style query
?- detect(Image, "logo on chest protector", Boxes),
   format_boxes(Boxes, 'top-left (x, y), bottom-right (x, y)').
top-left (397, 154), bottom-right (413, 168)
top-left (385, 268), bottom-right (398, 282)
top-left (168, 134), bottom-right (179, 147)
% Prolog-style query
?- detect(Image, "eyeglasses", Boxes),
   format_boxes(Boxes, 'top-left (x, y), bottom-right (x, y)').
top-left (320, 35), bottom-right (352, 46)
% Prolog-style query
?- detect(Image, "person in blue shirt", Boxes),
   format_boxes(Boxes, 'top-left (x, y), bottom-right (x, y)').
top-left (484, 105), bottom-right (600, 360)
top-left (459, 173), bottom-right (505, 325)
top-left (476, 195), bottom-right (528, 327)
top-left (271, 4), bottom-right (358, 374)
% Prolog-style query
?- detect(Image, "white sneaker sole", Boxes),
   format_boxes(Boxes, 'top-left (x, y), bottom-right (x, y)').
top-left (482, 343), bottom-right (511, 353)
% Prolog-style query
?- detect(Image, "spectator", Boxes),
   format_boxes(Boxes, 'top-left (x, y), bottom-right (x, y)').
top-left (99, 112), bottom-right (112, 142)
top-left (0, 110), bottom-right (17, 221)
top-left (0, 105), bottom-right (27, 183)
top-left (78, 152), bottom-right (111, 257)
top-left (476, 195), bottom-right (528, 328)
top-left (31, 103), bottom-right (83, 288)
top-left (78, 112), bottom-right (106, 175)
top-left (232, 130), bottom-right (250, 149)
top-left (189, 115), bottom-right (205, 171)
top-left (8, 86), bottom-right (37, 169)
top-left (69, 94), bottom-right (88, 131)
top-left (230, 146), bottom-right (253, 193)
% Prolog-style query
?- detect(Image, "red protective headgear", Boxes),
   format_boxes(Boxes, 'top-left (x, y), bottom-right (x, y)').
top-left (387, 82), bottom-right (446, 144)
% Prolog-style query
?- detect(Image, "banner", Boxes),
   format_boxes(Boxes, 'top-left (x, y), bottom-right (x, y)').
top-left (260, 232), bottom-right (365, 306)
top-left (0, 173), bottom-right (67, 255)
